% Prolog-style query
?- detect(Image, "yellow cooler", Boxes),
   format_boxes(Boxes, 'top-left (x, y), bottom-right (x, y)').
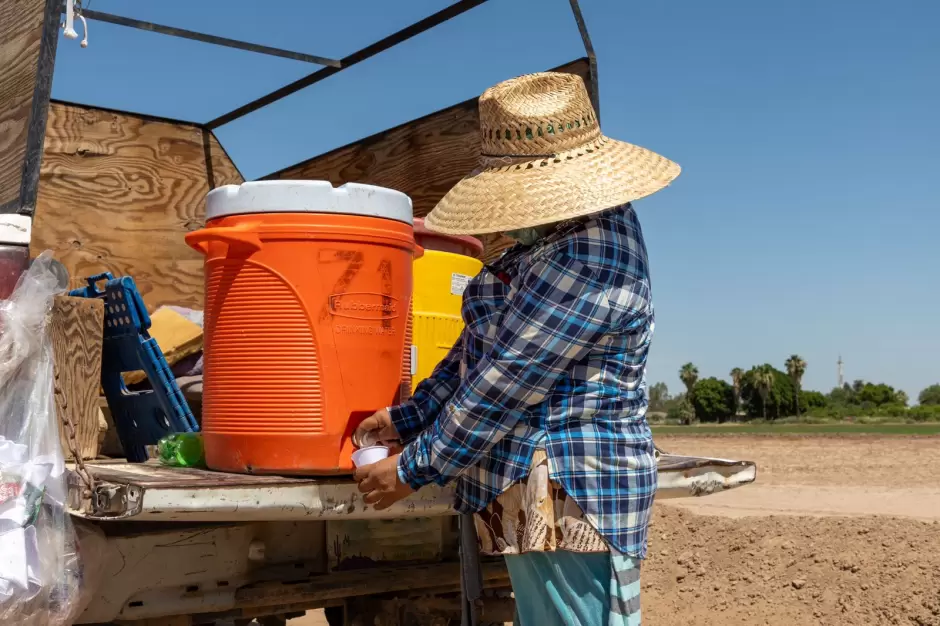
top-left (411, 218), bottom-right (484, 392)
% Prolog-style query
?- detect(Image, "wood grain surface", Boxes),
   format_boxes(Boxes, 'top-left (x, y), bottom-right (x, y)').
top-left (0, 0), bottom-right (46, 209)
top-left (266, 102), bottom-right (479, 218)
top-left (206, 130), bottom-right (245, 188)
top-left (51, 295), bottom-right (104, 460)
top-left (32, 60), bottom-right (584, 306)
top-left (32, 103), bottom-right (242, 309)
top-left (235, 560), bottom-right (509, 610)
top-left (266, 59), bottom-right (590, 260)
top-left (478, 232), bottom-right (517, 265)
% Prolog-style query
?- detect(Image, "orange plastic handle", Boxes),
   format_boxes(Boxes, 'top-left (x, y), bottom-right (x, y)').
top-left (185, 226), bottom-right (262, 255)
top-left (413, 243), bottom-right (425, 260)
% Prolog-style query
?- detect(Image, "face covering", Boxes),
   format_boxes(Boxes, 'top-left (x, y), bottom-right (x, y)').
top-left (504, 227), bottom-right (545, 247)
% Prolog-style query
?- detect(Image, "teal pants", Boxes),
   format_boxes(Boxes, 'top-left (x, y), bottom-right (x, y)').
top-left (505, 550), bottom-right (641, 626)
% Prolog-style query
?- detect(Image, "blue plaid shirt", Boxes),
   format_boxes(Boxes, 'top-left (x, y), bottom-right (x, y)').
top-left (391, 204), bottom-right (657, 558)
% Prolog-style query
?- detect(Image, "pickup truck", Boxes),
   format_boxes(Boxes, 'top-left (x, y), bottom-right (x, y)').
top-left (68, 449), bottom-right (755, 625)
top-left (0, 4), bottom-right (757, 623)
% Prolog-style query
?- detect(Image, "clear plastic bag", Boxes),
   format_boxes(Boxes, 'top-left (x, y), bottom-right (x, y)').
top-left (0, 252), bottom-right (102, 625)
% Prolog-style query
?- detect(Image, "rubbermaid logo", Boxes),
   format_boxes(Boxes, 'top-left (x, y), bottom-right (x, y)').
top-left (329, 292), bottom-right (400, 320)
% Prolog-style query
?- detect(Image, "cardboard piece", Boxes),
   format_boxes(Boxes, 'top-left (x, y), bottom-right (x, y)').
top-left (123, 307), bottom-right (203, 386)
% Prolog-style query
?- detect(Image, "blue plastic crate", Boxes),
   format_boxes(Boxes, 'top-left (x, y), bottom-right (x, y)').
top-left (70, 273), bottom-right (199, 462)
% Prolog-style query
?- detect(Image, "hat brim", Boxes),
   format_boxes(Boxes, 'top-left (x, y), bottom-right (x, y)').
top-left (424, 136), bottom-right (680, 235)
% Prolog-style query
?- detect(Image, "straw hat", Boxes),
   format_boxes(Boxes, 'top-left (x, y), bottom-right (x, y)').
top-left (424, 72), bottom-right (681, 235)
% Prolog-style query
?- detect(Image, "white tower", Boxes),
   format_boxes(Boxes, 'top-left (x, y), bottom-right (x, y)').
top-left (837, 355), bottom-right (844, 388)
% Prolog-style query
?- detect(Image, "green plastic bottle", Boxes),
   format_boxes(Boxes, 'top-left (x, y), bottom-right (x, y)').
top-left (157, 432), bottom-right (205, 468)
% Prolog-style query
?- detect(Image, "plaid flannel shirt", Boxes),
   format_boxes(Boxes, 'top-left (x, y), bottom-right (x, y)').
top-left (390, 204), bottom-right (657, 558)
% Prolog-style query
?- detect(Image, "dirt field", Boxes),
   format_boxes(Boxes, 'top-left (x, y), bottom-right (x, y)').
top-left (293, 435), bottom-right (940, 625)
top-left (646, 435), bottom-right (940, 625)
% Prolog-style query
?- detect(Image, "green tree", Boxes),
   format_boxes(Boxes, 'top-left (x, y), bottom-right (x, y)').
top-left (679, 363), bottom-right (699, 424)
top-left (662, 392), bottom-right (686, 411)
top-left (741, 365), bottom-right (796, 420)
top-left (909, 404), bottom-right (940, 421)
top-left (919, 384), bottom-right (940, 406)
top-left (680, 363), bottom-right (699, 396)
top-left (667, 397), bottom-right (695, 424)
top-left (648, 382), bottom-right (670, 412)
top-left (827, 385), bottom-right (853, 406)
top-left (895, 390), bottom-right (909, 407)
top-left (692, 378), bottom-right (736, 423)
top-left (800, 390), bottom-right (827, 411)
top-left (754, 365), bottom-right (775, 420)
top-left (857, 383), bottom-right (900, 406)
top-left (730, 368), bottom-right (744, 417)
top-left (785, 355), bottom-right (807, 418)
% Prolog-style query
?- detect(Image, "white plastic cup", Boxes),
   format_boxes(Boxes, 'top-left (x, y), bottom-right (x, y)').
top-left (351, 445), bottom-right (389, 468)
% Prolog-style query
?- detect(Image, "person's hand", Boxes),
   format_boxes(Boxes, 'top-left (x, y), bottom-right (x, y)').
top-left (353, 408), bottom-right (402, 451)
top-left (354, 454), bottom-right (414, 510)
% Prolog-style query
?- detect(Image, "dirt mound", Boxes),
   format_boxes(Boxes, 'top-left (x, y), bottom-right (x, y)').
top-left (644, 507), bottom-right (940, 625)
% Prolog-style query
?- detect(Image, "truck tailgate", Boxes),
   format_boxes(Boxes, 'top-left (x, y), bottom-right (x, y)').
top-left (68, 454), bottom-right (755, 522)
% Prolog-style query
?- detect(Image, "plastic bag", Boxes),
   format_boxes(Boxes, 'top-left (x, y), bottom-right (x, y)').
top-left (0, 252), bottom-right (100, 625)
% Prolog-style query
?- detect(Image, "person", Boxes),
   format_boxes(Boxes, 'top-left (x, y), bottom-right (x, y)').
top-left (353, 71), bottom-right (680, 626)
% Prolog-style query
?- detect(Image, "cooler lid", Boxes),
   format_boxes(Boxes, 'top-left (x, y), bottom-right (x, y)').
top-left (205, 181), bottom-right (413, 225)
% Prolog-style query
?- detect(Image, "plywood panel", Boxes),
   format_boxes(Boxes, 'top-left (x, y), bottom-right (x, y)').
top-left (52, 295), bottom-right (104, 460)
top-left (266, 58), bottom-right (590, 261)
top-left (0, 0), bottom-right (48, 210)
top-left (207, 131), bottom-right (244, 188)
top-left (266, 103), bottom-right (479, 218)
top-left (478, 232), bottom-right (516, 265)
top-left (32, 103), bottom-right (216, 309)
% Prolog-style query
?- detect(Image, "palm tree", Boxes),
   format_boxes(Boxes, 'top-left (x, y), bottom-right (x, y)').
top-left (754, 365), bottom-right (775, 420)
top-left (730, 368), bottom-right (744, 417)
top-left (785, 355), bottom-right (807, 418)
top-left (679, 363), bottom-right (699, 425)
top-left (680, 363), bottom-right (699, 394)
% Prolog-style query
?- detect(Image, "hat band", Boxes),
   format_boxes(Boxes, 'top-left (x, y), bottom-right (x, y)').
top-left (480, 152), bottom-right (556, 159)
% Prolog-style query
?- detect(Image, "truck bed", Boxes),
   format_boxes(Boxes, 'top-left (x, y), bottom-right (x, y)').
top-left (68, 453), bottom-right (756, 522)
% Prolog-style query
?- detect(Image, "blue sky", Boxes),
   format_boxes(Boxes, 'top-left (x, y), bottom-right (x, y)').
top-left (52, 0), bottom-right (939, 401)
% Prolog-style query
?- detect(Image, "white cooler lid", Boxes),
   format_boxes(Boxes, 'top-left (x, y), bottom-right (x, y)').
top-left (205, 181), bottom-right (414, 225)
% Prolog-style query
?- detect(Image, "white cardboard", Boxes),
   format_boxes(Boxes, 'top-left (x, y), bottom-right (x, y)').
top-left (0, 215), bottom-right (31, 246)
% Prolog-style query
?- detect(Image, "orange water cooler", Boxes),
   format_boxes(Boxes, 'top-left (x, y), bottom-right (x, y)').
top-left (185, 181), bottom-right (417, 474)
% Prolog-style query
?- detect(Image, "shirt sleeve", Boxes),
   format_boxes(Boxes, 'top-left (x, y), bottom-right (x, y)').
top-left (387, 333), bottom-right (464, 444)
top-left (397, 251), bottom-right (615, 489)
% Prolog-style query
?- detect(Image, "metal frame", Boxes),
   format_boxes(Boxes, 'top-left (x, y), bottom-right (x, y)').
top-left (1, 0), bottom-right (61, 216)
top-left (568, 0), bottom-right (600, 120)
top-left (81, 9), bottom-right (342, 68)
top-left (11, 0), bottom-right (599, 217)
top-left (63, 0), bottom-right (599, 129)
top-left (205, 0), bottom-right (491, 129)
top-left (206, 0), bottom-right (600, 129)
top-left (259, 57), bottom-right (591, 182)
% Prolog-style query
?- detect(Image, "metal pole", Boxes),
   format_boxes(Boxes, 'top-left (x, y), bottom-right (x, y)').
top-left (206, 0), bottom-right (491, 129)
top-left (0, 0), bottom-right (60, 295)
top-left (81, 9), bottom-right (342, 68)
top-left (0, 0), bottom-right (61, 217)
top-left (567, 0), bottom-right (599, 121)
top-left (459, 512), bottom-right (484, 626)
top-left (19, 0), bottom-right (62, 215)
